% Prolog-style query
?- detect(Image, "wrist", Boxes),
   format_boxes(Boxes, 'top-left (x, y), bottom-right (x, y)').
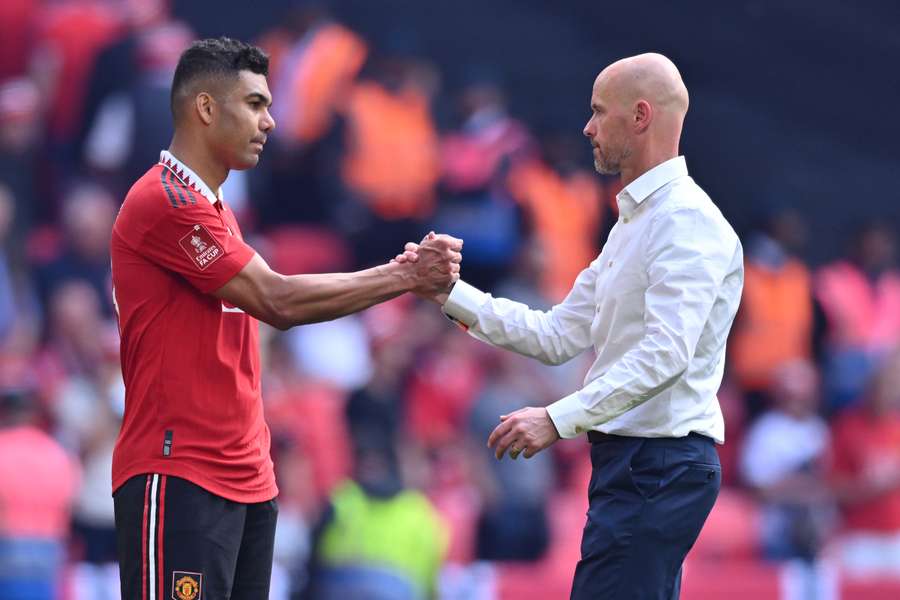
top-left (381, 261), bottom-right (416, 293)
top-left (543, 407), bottom-right (562, 440)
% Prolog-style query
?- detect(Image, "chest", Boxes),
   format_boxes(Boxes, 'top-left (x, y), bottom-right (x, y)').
top-left (594, 220), bottom-right (649, 300)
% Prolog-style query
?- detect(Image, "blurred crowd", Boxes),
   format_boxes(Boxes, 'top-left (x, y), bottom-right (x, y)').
top-left (2, 1), bottom-right (900, 599)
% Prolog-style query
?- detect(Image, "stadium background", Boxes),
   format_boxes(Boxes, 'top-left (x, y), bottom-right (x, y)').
top-left (1, 0), bottom-right (900, 598)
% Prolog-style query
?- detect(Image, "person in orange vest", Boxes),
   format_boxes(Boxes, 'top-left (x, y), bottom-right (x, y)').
top-left (815, 222), bottom-right (900, 413)
top-left (729, 209), bottom-right (814, 416)
top-left (507, 134), bottom-right (615, 302)
top-left (338, 57), bottom-right (442, 265)
top-left (255, 6), bottom-right (368, 226)
top-left (259, 5), bottom-right (367, 148)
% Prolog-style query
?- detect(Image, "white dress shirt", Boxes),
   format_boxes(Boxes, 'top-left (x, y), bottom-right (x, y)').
top-left (442, 156), bottom-right (743, 442)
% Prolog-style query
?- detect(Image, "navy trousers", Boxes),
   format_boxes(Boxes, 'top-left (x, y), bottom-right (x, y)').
top-left (570, 433), bottom-right (721, 600)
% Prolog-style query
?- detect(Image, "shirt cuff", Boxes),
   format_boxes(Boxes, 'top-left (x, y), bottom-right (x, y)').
top-left (546, 393), bottom-right (588, 439)
top-left (441, 280), bottom-right (487, 329)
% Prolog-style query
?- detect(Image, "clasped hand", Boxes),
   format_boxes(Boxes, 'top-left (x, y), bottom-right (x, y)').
top-left (393, 232), bottom-right (463, 302)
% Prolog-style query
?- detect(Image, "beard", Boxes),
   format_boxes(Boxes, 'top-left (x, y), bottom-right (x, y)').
top-left (592, 144), bottom-right (629, 175)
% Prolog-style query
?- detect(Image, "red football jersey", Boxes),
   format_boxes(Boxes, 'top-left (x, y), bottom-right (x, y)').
top-left (110, 154), bottom-right (277, 503)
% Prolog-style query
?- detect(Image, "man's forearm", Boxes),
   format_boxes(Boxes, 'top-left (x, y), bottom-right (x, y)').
top-left (274, 262), bottom-right (414, 327)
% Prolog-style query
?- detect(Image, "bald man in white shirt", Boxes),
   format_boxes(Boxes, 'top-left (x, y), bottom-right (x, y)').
top-left (400, 53), bottom-right (743, 599)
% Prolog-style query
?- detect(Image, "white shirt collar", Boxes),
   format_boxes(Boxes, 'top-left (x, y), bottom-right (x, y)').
top-left (616, 156), bottom-right (688, 218)
top-left (159, 150), bottom-right (223, 205)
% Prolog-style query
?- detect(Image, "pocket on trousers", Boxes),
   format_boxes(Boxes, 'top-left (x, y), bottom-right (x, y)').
top-left (628, 441), bottom-right (665, 499)
top-left (677, 463), bottom-right (721, 486)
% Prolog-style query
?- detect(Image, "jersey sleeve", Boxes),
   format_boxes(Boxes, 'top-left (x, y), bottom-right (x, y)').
top-left (133, 199), bottom-right (255, 295)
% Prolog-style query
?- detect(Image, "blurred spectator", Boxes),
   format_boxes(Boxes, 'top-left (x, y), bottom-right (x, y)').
top-left (64, 363), bottom-right (122, 600)
top-left (432, 80), bottom-right (533, 291)
top-left (35, 280), bottom-right (119, 407)
top-left (0, 78), bottom-right (43, 230)
top-left (32, 182), bottom-right (116, 318)
top-left (261, 4), bottom-right (367, 148)
top-left (31, 0), bottom-right (123, 167)
top-left (814, 222), bottom-right (900, 413)
top-left (0, 375), bottom-right (80, 600)
top-left (730, 210), bottom-right (814, 415)
top-left (740, 360), bottom-right (833, 562)
top-left (80, 0), bottom-right (193, 193)
top-left (298, 438), bottom-right (448, 600)
top-left (263, 333), bottom-right (351, 505)
top-left (270, 436), bottom-right (317, 600)
top-left (285, 314), bottom-right (374, 391)
top-left (0, 0), bottom-right (39, 78)
top-left (469, 351), bottom-right (554, 561)
top-left (506, 134), bottom-right (603, 302)
top-left (829, 350), bottom-right (900, 577)
top-left (405, 331), bottom-right (485, 450)
top-left (337, 57), bottom-right (441, 264)
top-left (0, 186), bottom-right (22, 343)
top-left (345, 310), bottom-right (415, 445)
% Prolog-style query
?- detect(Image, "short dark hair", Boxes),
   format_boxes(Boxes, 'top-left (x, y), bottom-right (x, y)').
top-left (170, 37), bottom-right (269, 122)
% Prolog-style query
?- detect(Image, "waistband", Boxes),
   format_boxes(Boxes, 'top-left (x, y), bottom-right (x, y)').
top-left (586, 430), bottom-right (712, 444)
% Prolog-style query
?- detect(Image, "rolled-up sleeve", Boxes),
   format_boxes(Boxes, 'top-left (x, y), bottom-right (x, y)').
top-left (546, 206), bottom-right (737, 438)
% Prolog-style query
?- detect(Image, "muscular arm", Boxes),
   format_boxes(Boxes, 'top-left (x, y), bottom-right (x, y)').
top-left (215, 234), bottom-right (461, 330)
top-left (213, 254), bottom-right (414, 330)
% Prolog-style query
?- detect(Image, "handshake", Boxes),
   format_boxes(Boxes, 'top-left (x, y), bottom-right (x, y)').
top-left (392, 231), bottom-right (463, 304)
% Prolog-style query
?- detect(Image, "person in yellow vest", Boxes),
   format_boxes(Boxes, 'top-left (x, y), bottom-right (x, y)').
top-left (296, 437), bottom-right (448, 600)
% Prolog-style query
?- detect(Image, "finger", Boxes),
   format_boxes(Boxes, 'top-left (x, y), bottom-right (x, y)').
top-left (449, 252), bottom-right (462, 264)
top-left (450, 263), bottom-right (460, 275)
top-left (405, 242), bottom-right (419, 252)
top-left (487, 419), bottom-right (514, 448)
top-left (451, 273), bottom-right (460, 284)
top-left (403, 250), bottom-right (419, 263)
top-left (500, 407), bottom-right (528, 421)
top-left (495, 430), bottom-right (520, 460)
top-left (434, 234), bottom-right (463, 252)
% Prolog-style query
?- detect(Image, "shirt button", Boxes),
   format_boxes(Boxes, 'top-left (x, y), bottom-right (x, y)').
top-left (608, 260), bottom-right (613, 267)
top-left (623, 217), bottom-right (630, 223)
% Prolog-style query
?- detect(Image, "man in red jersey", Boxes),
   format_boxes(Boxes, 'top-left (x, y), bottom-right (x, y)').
top-left (110, 37), bottom-right (461, 600)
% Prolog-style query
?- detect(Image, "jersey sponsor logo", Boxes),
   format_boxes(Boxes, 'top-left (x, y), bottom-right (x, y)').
top-left (178, 225), bottom-right (223, 270)
top-left (172, 571), bottom-right (202, 600)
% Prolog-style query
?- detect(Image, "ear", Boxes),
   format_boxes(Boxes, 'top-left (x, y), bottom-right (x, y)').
top-left (634, 99), bottom-right (652, 133)
top-left (195, 92), bottom-right (214, 126)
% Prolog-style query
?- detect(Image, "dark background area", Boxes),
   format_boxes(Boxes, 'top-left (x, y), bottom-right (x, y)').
top-left (174, 0), bottom-right (900, 263)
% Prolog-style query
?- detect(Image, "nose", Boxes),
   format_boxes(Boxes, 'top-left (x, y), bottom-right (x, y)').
top-left (262, 109), bottom-right (275, 133)
top-left (583, 118), bottom-right (593, 138)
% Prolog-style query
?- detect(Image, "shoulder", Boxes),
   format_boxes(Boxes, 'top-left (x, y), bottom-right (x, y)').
top-left (119, 165), bottom-right (179, 221)
top-left (117, 165), bottom-right (214, 229)
top-left (652, 177), bottom-right (739, 245)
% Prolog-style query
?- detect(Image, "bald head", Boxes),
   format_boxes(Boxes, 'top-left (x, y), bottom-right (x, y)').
top-left (597, 53), bottom-right (689, 120)
top-left (584, 53), bottom-right (689, 180)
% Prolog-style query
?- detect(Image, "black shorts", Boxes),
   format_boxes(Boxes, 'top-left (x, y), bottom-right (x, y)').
top-left (114, 474), bottom-right (278, 600)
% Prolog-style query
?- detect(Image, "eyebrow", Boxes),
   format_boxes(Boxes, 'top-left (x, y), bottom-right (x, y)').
top-left (591, 102), bottom-right (603, 112)
top-left (246, 92), bottom-right (272, 107)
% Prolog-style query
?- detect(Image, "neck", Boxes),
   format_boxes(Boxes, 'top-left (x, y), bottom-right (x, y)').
top-left (168, 131), bottom-right (228, 192)
top-left (619, 134), bottom-right (680, 188)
